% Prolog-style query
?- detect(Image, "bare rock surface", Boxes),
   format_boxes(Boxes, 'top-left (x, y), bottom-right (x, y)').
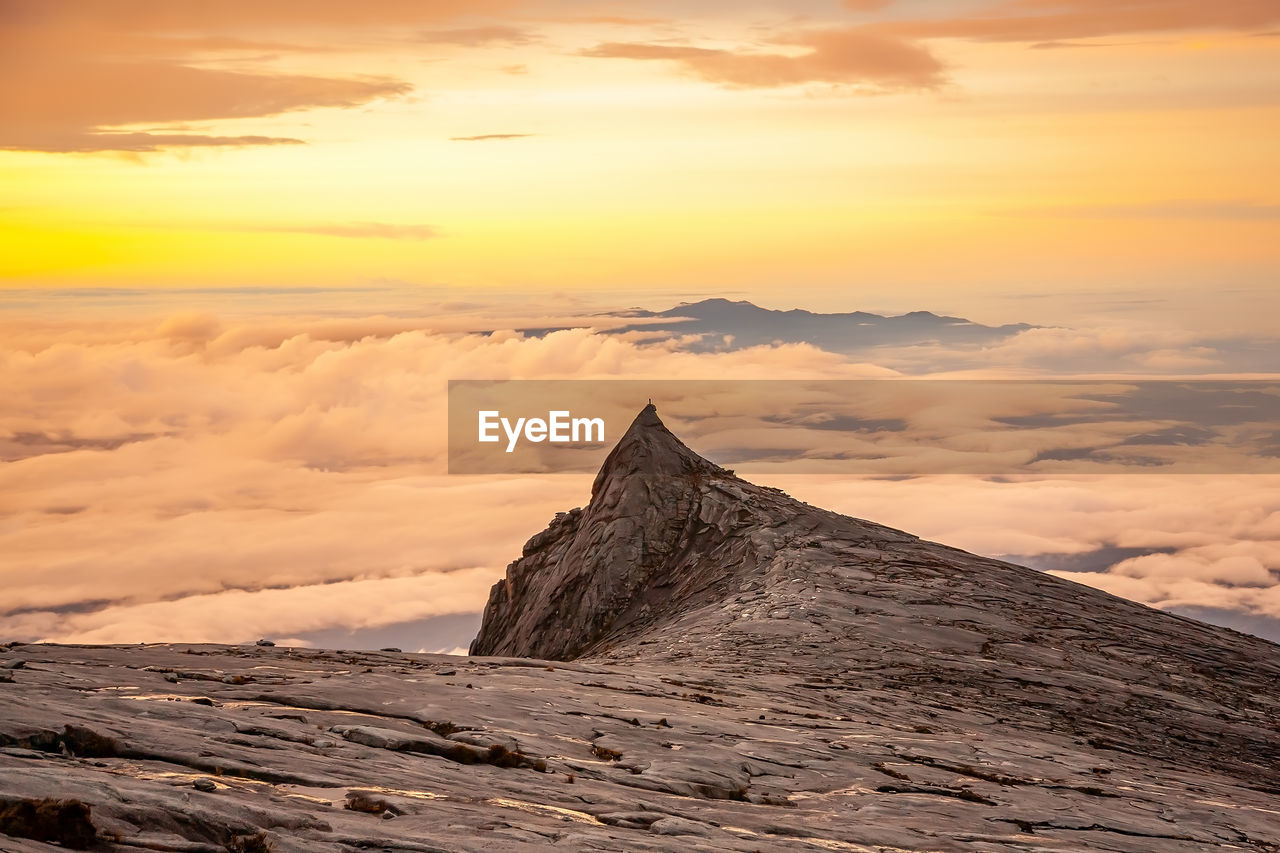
top-left (4, 405), bottom-right (1280, 851)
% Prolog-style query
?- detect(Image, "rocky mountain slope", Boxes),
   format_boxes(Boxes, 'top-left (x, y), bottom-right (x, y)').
top-left (3, 405), bottom-right (1280, 851)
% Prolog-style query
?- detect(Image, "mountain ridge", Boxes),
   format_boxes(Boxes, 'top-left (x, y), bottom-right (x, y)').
top-left (608, 298), bottom-right (1033, 351)
top-left (472, 404), bottom-right (1280, 787)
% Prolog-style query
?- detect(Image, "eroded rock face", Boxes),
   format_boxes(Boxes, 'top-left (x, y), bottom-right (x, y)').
top-left (472, 403), bottom-right (741, 660)
top-left (4, 405), bottom-right (1280, 851)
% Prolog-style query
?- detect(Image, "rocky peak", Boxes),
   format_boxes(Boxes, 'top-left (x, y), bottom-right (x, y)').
top-left (469, 402), bottom-right (914, 661)
top-left (471, 404), bottom-right (1280, 789)
top-left (471, 404), bottom-right (761, 660)
top-left (588, 403), bottom-right (726, 498)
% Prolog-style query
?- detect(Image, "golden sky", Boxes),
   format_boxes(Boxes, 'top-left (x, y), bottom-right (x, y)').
top-left (2, 0), bottom-right (1278, 314)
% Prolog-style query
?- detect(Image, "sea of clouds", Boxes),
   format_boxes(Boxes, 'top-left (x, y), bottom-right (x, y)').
top-left (2, 288), bottom-right (1277, 649)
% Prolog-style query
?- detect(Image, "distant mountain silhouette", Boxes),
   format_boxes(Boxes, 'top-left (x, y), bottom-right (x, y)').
top-left (610, 298), bottom-right (1032, 352)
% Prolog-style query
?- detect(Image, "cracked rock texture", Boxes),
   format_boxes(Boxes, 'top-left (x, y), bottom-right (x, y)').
top-left (4, 405), bottom-right (1280, 851)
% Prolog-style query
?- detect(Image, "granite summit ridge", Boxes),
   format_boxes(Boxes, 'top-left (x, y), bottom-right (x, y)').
top-left (472, 404), bottom-right (1280, 788)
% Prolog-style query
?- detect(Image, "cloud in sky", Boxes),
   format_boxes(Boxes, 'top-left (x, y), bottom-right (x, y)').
top-left (861, 322), bottom-right (1280, 376)
top-left (417, 25), bottom-right (535, 46)
top-left (2, 1), bottom-right (510, 30)
top-left (6, 132), bottom-right (308, 155)
top-left (238, 222), bottom-right (439, 240)
top-left (0, 0), bottom-right (507, 153)
top-left (582, 28), bottom-right (947, 90)
top-left (873, 0), bottom-right (1280, 42)
top-left (0, 51), bottom-right (411, 152)
top-left (449, 134), bottom-right (536, 142)
top-left (546, 15), bottom-right (668, 28)
top-left (1004, 199), bottom-right (1280, 221)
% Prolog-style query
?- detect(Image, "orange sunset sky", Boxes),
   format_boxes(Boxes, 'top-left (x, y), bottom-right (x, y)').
top-left (3, 1), bottom-right (1280, 652)
top-left (2, 0), bottom-right (1278, 322)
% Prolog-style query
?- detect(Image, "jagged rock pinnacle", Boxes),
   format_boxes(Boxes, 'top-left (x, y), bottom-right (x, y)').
top-left (472, 403), bottom-right (749, 660)
top-left (588, 402), bottom-right (724, 499)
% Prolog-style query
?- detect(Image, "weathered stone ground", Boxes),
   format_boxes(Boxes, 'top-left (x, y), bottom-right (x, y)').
top-left (3, 639), bottom-right (1279, 852)
top-left (4, 405), bottom-right (1279, 851)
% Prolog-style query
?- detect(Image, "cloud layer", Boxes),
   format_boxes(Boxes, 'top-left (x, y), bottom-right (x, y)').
top-left (780, 473), bottom-right (1280, 628)
top-left (0, 296), bottom-right (883, 644)
top-left (1, 292), bottom-right (1278, 649)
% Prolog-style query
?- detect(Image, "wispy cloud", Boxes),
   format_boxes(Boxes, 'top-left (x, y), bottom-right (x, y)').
top-left (16, 133), bottom-right (307, 155)
top-left (1029, 40), bottom-right (1152, 49)
top-left (0, 55), bottom-right (411, 153)
top-left (1004, 199), bottom-right (1280, 221)
top-left (449, 133), bottom-right (535, 142)
top-left (873, 0), bottom-right (1280, 42)
top-left (581, 28), bottom-right (947, 91)
top-left (546, 16), bottom-right (669, 27)
top-left (238, 222), bottom-right (439, 240)
top-left (417, 26), bottom-right (535, 46)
